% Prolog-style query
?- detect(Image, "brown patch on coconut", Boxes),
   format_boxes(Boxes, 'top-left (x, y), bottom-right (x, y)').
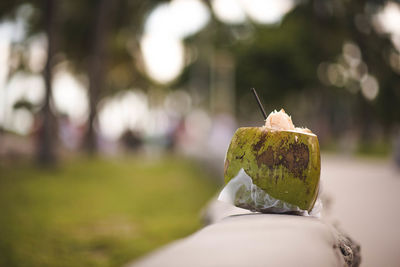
top-left (253, 132), bottom-right (266, 151)
top-left (282, 143), bottom-right (310, 178)
top-left (256, 142), bottom-right (309, 181)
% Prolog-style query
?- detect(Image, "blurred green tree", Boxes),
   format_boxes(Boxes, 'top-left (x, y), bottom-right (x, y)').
top-left (0, 0), bottom-right (166, 160)
top-left (185, 0), bottom-right (400, 144)
top-left (0, 0), bottom-right (59, 164)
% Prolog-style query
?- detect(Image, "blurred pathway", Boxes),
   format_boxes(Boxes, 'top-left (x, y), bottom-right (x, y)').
top-left (321, 155), bottom-right (400, 267)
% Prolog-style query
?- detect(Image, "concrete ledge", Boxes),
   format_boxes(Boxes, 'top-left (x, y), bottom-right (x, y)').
top-left (128, 213), bottom-right (360, 267)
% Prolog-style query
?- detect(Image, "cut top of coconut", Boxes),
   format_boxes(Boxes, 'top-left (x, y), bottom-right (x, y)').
top-left (264, 109), bottom-right (294, 131)
top-left (264, 109), bottom-right (314, 135)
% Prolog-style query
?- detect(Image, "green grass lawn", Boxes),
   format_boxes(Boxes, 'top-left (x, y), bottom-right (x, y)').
top-left (0, 155), bottom-right (219, 267)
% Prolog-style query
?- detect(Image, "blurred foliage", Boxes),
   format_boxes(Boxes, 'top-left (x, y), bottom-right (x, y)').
top-left (0, 0), bottom-right (167, 94)
top-left (13, 99), bottom-right (37, 112)
top-left (232, 5), bottom-right (340, 102)
top-left (1, 0), bottom-right (399, 150)
top-left (356, 140), bottom-right (392, 157)
top-left (0, 156), bottom-right (218, 267)
top-left (184, 0), bottom-right (400, 142)
top-left (57, 0), bottom-right (166, 95)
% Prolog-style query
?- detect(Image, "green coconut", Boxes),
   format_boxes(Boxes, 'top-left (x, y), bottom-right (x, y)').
top-left (224, 116), bottom-right (320, 212)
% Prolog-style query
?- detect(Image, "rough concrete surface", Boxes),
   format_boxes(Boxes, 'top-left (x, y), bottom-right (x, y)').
top-left (321, 155), bottom-right (400, 267)
top-left (130, 214), bottom-right (351, 267)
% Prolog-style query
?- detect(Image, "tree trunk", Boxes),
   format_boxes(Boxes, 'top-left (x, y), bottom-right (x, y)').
top-left (85, 0), bottom-right (117, 154)
top-left (37, 0), bottom-right (57, 165)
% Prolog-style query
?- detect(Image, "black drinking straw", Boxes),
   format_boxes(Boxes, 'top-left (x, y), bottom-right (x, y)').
top-left (251, 88), bottom-right (267, 120)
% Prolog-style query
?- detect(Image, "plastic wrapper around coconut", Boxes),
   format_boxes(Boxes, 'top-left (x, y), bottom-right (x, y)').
top-left (223, 127), bottom-right (321, 211)
top-left (221, 110), bottom-right (322, 215)
top-left (218, 169), bottom-right (322, 217)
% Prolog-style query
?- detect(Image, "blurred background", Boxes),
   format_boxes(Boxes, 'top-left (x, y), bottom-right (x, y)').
top-left (0, 0), bottom-right (399, 266)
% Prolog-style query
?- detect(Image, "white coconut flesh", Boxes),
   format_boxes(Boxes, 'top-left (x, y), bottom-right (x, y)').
top-left (263, 109), bottom-right (315, 136)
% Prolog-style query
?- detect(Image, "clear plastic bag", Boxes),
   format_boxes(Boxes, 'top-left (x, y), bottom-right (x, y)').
top-left (218, 169), bottom-right (322, 217)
